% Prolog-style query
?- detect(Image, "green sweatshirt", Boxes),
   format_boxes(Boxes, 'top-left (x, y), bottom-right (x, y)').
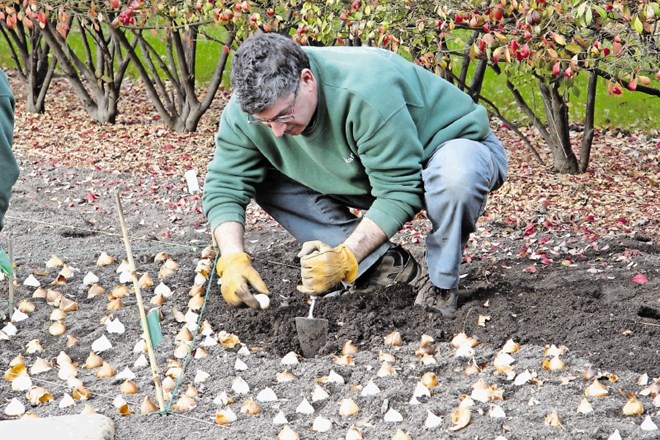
top-left (0, 70), bottom-right (19, 232)
top-left (203, 46), bottom-right (490, 238)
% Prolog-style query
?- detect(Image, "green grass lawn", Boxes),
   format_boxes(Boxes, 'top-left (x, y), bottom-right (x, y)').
top-left (1, 30), bottom-right (657, 133)
top-left (479, 67), bottom-right (658, 133)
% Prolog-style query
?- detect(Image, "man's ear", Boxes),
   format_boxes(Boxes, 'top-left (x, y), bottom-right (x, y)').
top-left (300, 68), bottom-right (315, 85)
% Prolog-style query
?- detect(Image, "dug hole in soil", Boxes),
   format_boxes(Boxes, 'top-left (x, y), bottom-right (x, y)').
top-left (0, 75), bottom-right (659, 439)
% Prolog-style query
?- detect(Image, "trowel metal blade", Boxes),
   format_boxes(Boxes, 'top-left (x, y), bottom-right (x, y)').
top-left (295, 316), bottom-right (328, 358)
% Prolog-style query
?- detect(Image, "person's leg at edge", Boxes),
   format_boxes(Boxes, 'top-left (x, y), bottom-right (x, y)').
top-left (417, 133), bottom-right (508, 315)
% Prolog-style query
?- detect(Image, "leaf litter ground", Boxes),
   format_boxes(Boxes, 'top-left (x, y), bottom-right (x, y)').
top-left (0, 75), bottom-right (658, 439)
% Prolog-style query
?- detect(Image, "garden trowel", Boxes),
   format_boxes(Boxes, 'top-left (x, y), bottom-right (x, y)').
top-left (295, 295), bottom-right (328, 357)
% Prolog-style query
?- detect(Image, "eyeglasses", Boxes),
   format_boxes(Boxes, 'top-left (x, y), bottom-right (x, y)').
top-left (247, 86), bottom-right (299, 126)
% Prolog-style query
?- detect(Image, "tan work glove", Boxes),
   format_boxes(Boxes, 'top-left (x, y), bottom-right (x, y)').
top-left (296, 241), bottom-right (358, 295)
top-left (216, 252), bottom-right (269, 309)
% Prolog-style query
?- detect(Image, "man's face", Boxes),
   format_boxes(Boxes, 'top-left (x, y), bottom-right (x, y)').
top-left (250, 69), bottom-right (317, 138)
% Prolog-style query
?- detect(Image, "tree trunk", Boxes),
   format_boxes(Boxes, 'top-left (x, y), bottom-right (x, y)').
top-left (433, 34), bottom-right (453, 84)
top-left (538, 81), bottom-right (580, 174)
top-left (457, 31), bottom-right (479, 91)
top-left (111, 24), bottom-right (234, 132)
top-left (40, 18), bottom-right (126, 124)
top-left (468, 57), bottom-right (488, 102)
top-left (0, 22), bottom-right (57, 113)
top-left (580, 69), bottom-right (598, 172)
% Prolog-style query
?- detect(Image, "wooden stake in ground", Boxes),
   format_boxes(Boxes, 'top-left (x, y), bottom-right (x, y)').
top-left (1, 242), bottom-right (16, 320)
top-left (7, 243), bottom-right (14, 315)
top-left (115, 192), bottom-right (166, 412)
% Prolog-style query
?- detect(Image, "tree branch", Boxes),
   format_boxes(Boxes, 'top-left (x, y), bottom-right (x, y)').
top-left (505, 77), bottom-right (552, 145)
top-left (40, 21), bottom-right (95, 108)
top-left (199, 31), bottom-right (235, 112)
top-left (457, 31), bottom-right (479, 90)
top-left (479, 93), bottom-right (545, 166)
top-left (0, 24), bottom-right (27, 77)
top-left (109, 26), bottom-right (174, 127)
top-left (78, 21), bottom-right (95, 74)
top-left (132, 30), bottom-right (176, 113)
top-left (580, 69), bottom-right (598, 173)
top-left (441, 64), bottom-right (544, 165)
top-left (593, 67), bottom-right (660, 97)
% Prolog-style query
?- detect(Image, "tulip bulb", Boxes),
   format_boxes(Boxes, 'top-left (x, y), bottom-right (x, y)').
top-left (120, 380), bottom-right (139, 395)
top-left (339, 398), bottom-right (359, 417)
top-left (49, 321), bottom-right (66, 336)
top-left (421, 371), bottom-right (439, 388)
top-left (384, 331), bottom-right (402, 347)
top-left (140, 396), bottom-right (159, 414)
top-left (96, 362), bottom-right (116, 378)
top-left (622, 396), bottom-right (644, 416)
top-left (240, 399), bottom-right (261, 415)
top-left (83, 352), bottom-right (104, 369)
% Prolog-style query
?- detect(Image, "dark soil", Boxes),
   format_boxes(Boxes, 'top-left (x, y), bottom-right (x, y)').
top-left (219, 228), bottom-right (660, 378)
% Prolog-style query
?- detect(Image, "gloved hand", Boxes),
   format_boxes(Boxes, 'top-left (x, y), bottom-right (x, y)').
top-left (215, 252), bottom-right (269, 309)
top-left (296, 241), bottom-right (358, 295)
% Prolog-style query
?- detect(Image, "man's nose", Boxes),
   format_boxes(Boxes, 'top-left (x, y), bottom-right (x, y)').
top-left (270, 121), bottom-right (287, 137)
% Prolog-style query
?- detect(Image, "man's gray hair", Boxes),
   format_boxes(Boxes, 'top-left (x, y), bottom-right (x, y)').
top-left (230, 33), bottom-right (310, 114)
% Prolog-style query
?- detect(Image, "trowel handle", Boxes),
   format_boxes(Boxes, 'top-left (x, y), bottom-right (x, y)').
top-left (308, 295), bottom-right (318, 319)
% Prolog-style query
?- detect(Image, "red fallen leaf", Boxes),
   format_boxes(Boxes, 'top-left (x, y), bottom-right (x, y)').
top-left (526, 265), bottom-right (537, 273)
top-left (630, 274), bottom-right (648, 284)
top-left (524, 222), bottom-right (536, 236)
top-left (504, 217), bottom-right (517, 225)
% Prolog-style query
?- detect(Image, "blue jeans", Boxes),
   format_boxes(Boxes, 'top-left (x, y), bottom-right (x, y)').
top-left (254, 133), bottom-right (508, 289)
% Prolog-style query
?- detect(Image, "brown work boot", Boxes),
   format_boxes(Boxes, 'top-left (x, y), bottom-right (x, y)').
top-left (349, 245), bottom-right (419, 294)
top-left (412, 268), bottom-right (458, 318)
